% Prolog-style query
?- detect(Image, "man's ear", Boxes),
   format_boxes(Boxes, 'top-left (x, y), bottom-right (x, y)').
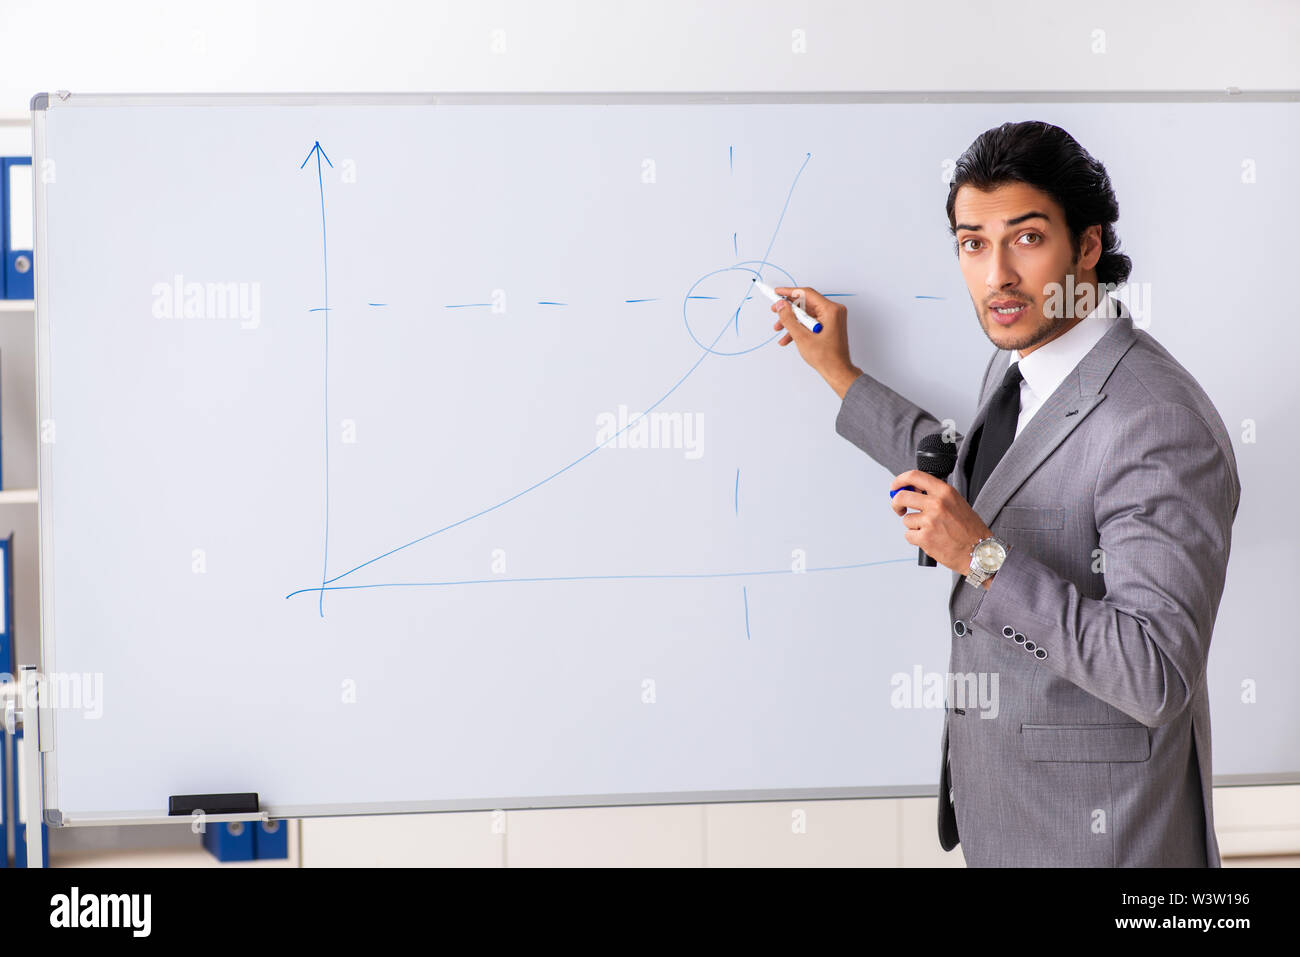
top-left (1079, 224), bottom-right (1104, 272)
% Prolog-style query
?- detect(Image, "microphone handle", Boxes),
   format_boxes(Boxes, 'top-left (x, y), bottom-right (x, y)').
top-left (914, 466), bottom-right (949, 568)
top-left (915, 438), bottom-right (958, 570)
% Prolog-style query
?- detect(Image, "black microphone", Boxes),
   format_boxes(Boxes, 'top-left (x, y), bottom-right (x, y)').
top-left (915, 432), bottom-right (959, 567)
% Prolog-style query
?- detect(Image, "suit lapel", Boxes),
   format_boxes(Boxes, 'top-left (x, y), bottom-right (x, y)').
top-left (947, 312), bottom-right (1140, 605)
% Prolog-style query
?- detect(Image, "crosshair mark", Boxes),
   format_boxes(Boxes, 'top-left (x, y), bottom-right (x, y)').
top-left (684, 260), bottom-right (797, 358)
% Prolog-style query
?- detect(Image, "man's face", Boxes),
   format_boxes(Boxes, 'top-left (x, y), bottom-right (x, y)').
top-left (952, 181), bottom-right (1096, 356)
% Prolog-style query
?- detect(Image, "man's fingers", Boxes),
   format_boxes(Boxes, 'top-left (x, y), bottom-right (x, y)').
top-left (773, 285), bottom-right (833, 317)
top-left (891, 490), bottom-right (927, 515)
top-left (891, 469), bottom-right (944, 495)
top-left (772, 300), bottom-right (809, 341)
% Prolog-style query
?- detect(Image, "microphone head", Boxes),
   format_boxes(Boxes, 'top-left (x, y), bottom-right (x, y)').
top-left (916, 431), bottom-right (958, 478)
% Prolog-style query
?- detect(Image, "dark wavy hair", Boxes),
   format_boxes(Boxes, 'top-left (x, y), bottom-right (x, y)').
top-left (945, 121), bottom-right (1131, 287)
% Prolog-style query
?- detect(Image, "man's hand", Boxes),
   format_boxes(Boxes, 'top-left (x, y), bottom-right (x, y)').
top-left (769, 285), bottom-right (862, 398)
top-left (889, 469), bottom-right (994, 579)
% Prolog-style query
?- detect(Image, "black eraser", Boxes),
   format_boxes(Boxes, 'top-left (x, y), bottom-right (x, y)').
top-left (168, 792), bottom-right (259, 816)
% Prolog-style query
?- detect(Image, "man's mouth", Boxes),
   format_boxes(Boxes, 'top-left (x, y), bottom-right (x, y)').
top-left (989, 300), bottom-right (1029, 325)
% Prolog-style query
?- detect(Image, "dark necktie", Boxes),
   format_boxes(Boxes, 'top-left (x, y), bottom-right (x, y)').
top-left (964, 361), bottom-right (1024, 505)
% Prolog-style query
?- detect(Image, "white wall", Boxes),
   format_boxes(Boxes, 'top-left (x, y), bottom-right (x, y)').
top-left (1, 0), bottom-right (1299, 115)
top-left (0, 0), bottom-right (1296, 865)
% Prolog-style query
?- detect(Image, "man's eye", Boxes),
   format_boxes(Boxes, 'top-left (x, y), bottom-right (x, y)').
top-left (961, 238), bottom-right (981, 252)
top-left (1019, 232), bottom-right (1042, 245)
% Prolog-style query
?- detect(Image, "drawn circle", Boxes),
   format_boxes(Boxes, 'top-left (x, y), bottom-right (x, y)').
top-left (683, 260), bottom-right (798, 357)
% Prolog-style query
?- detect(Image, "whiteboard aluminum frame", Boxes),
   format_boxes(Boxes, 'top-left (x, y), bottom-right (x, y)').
top-left (30, 89), bottom-right (1300, 827)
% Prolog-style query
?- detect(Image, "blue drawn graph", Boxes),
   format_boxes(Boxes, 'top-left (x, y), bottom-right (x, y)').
top-left (290, 142), bottom-right (912, 620)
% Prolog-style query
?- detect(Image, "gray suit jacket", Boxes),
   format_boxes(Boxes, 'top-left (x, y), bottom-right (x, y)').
top-left (835, 307), bottom-right (1240, 866)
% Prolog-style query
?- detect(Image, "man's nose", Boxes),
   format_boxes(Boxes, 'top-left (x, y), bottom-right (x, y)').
top-left (985, 247), bottom-right (1019, 292)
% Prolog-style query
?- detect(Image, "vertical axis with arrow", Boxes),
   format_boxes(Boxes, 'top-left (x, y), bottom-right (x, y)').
top-left (301, 140), bottom-right (333, 618)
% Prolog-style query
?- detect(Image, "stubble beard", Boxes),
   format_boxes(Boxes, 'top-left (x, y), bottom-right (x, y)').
top-left (979, 264), bottom-right (1079, 353)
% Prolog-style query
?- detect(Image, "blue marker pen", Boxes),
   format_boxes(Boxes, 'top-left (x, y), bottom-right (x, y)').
top-left (752, 280), bottom-right (822, 333)
top-left (890, 485), bottom-right (916, 500)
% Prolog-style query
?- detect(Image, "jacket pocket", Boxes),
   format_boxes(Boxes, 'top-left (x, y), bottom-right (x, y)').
top-left (1020, 723), bottom-right (1151, 762)
top-left (997, 505), bottom-right (1066, 530)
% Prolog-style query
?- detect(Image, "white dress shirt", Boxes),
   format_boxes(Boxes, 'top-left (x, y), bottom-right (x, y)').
top-left (1009, 295), bottom-right (1122, 439)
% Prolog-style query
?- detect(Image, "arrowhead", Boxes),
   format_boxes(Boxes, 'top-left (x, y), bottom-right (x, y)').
top-left (300, 141), bottom-right (334, 170)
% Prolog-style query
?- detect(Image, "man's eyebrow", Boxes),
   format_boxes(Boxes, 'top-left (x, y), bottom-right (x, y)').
top-left (954, 211), bottom-right (1052, 232)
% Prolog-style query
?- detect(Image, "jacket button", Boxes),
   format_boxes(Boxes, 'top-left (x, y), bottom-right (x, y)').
top-left (953, 619), bottom-right (967, 637)
top-left (1024, 640), bottom-right (1037, 652)
top-left (1002, 625), bottom-right (1015, 639)
top-left (1013, 632), bottom-right (1026, 644)
top-left (1034, 647), bottom-right (1048, 660)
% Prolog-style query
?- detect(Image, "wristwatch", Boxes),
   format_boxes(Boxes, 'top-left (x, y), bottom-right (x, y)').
top-left (965, 536), bottom-right (1009, 589)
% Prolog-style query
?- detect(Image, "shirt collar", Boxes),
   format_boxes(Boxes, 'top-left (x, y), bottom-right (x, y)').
top-left (1010, 294), bottom-right (1124, 398)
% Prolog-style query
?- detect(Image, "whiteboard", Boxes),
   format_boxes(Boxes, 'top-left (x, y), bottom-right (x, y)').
top-left (31, 93), bottom-right (1299, 824)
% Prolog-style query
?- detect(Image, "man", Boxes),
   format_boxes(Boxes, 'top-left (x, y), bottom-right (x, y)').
top-left (771, 120), bottom-right (1240, 867)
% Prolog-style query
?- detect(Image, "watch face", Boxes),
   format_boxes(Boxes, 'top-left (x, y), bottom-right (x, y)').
top-left (974, 540), bottom-right (1006, 572)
